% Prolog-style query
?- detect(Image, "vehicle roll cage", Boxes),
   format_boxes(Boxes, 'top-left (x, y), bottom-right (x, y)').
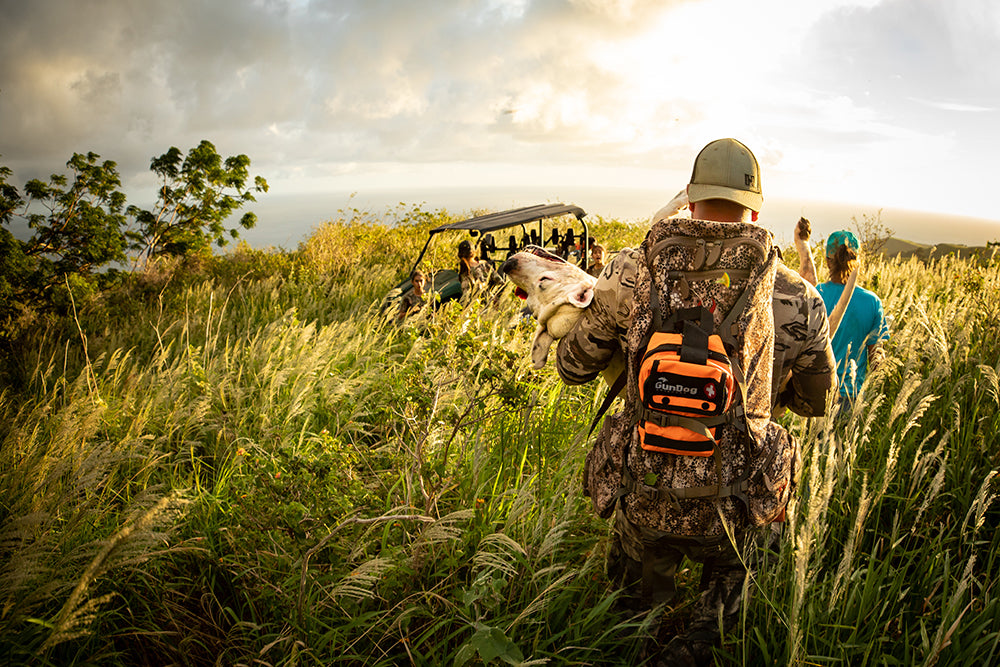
top-left (409, 203), bottom-right (592, 274)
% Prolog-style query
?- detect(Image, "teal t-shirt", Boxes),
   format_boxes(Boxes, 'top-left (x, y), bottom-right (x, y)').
top-left (817, 282), bottom-right (890, 397)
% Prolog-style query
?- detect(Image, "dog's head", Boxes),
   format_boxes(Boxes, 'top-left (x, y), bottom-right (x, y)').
top-left (501, 245), bottom-right (597, 369)
top-left (500, 245), bottom-right (596, 317)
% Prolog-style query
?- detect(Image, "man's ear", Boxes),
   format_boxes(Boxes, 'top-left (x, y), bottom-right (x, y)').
top-left (568, 286), bottom-right (594, 308)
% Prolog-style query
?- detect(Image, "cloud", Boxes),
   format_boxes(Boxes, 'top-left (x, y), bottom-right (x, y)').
top-left (909, 99), bottom-right (995, 113)
top-left (0, 0), bottom-right (693, 186)
top-left (799, 0), bottom-right (1000, 106)
top-left (0, 0), bottom-right (998, 223)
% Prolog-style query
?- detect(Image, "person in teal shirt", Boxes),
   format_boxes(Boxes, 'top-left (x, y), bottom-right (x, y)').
top-left (794, 224), bottom-right (889, 399)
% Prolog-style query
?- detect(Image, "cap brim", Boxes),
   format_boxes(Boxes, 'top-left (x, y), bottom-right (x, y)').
top-left (688, 183), bottom-right (762, 213)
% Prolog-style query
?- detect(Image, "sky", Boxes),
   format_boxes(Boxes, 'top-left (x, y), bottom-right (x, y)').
top-left (2, 0), bottom-right (1000, 237)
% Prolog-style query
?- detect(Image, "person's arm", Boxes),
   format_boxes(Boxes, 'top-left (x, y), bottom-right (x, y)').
top-left (555, 251), bottom-right (635, 385)
top-left (779, 288), bottom-right (837, 416)
top-left (865, 295), bottom-right (890, 373)
top-left (794, 217), bottom-right (818, 287)
top-left (396, 294), bottom-right (412, 323)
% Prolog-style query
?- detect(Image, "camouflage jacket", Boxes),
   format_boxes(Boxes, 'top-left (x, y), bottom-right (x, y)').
top-left (557, 218), bottom-right (836, 535)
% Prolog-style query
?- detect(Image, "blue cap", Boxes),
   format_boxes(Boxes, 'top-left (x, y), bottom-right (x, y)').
top-left (826, 230), bottom-right (860, 257)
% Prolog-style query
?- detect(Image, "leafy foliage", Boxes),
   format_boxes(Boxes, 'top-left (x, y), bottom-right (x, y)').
top-left (0, 143), bottom-right (268, 385)
top-left (127, 140), bottom-right (269, 259)
top-left (0, 163), bottom-right (31, 331)
top-left (22, 152), bottom-right (129, 280)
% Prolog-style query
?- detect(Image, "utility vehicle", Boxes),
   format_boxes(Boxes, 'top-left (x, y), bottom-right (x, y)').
top-left (384, 203), bottom-right (596, 312)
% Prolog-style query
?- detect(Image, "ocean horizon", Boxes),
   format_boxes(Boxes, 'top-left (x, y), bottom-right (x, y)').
top-left (6, 185), bottom-right (999, 252)
top-left (239, 186), bottom-right (1000, 251)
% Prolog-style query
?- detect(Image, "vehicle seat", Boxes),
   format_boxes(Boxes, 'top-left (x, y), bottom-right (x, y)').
top-left (479, 233), bottom-right (497, 264)
top-left (562, 228), bottom-right (576, 258)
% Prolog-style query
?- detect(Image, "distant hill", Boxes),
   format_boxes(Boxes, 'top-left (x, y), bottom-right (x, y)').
top-left (880, 237), bottom-right (998, 262)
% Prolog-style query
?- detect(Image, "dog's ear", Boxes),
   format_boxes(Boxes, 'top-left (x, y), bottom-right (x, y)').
top-left (567, 285), bottom-right (594, 308)
top-left (531, 325), bottom-right (554, 369)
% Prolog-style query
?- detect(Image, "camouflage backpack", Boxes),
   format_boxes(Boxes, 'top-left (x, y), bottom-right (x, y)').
top-left (583, 218), bottom-right (797, 536)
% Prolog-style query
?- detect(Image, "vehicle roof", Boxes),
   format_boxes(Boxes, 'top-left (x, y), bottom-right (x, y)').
top-left (426, 203), bottom-right (585, 236)
top-left (408, 202), bottom-right (588, 274)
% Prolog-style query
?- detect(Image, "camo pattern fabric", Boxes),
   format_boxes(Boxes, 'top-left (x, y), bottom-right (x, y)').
top-left (582, 409), bottom-right (629, 518)
top-left (771, 263), bottom-right (836, 415)
top-left (561, 218), bottom-right (828, 535)
top-left (558, 255), bottom-right (834, 412)
top-left (460, 262), bottom-right (503, 302)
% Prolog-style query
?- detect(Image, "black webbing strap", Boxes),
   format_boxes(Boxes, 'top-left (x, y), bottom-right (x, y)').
top-left (680, 319), bottom-right (709, 365)
top-left (716, 245), bottom-right (777, 347)
top-left (636, 408), bottom-right (730, 433)
top-left (588, 369), bottom-right (628, 436)
top-left (718, 280), bottom-right (753, 348)
top-left (680, 268), bottom-right (751, 282)
top-left (620, 459), bottom-right (749, 507)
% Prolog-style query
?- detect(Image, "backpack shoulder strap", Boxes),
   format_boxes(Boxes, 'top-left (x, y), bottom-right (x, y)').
top-left (588, 368), bottom-right (628, 435)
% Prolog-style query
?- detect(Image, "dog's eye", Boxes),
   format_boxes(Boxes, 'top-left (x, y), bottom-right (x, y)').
top-left (538, 276), bottom-right (551, 290)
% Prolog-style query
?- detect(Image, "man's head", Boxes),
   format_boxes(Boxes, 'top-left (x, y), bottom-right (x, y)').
top-left (686, 138), bottom-right (762, 223)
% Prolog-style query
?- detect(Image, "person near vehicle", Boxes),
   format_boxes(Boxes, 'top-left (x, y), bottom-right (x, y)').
top-left (396, 269), bottom-right (427, 324)
top-left (556, 138), bottom-right (836, 666)
top-left (458, 239), bottom-right (502, 302)
top-left (587, 243), bottom-right (606, 278)
top-left (793, 222), bottom-right (889, 400)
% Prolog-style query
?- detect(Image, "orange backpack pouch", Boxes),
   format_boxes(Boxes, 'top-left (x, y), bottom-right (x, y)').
top-left (637, 331), bottom-right (734, 456)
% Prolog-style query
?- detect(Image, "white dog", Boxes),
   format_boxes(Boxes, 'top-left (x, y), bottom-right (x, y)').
top-left (501, 245), bottom-right (597, 370)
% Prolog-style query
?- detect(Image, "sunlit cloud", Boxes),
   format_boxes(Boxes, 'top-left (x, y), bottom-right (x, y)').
top-left (0, 0), bottom-right (997, 223)
top-left (909, 98), bottom-right (994, 113)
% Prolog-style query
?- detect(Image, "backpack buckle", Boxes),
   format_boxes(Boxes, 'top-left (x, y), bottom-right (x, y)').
top-left (636, 482), bottom-right (682, 511)
top-left (636, 483), bottom-right (658, 501)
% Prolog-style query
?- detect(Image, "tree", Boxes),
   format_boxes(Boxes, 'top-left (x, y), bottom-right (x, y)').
top-left (21, 152), bottom-right (129, 285)
top-left (0, 162), bottom-right (31, 328)
top-left (0, 153), bottom-right (128, 383)
top-left (127, 140), bottom-right (269, 260)
top-left (850, 209), bottom-right (894, 260)
top-left (0, 152), bottom-right (128, 319)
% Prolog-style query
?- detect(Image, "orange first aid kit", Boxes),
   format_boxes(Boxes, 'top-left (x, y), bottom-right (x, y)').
top-left (637, 330), bottom-right (735, 456)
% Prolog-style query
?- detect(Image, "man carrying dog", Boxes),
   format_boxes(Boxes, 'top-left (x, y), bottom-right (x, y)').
top-left (556, 138), bottom-right (836, 666)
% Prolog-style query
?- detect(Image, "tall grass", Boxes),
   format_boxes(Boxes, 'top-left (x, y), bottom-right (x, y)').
top-left (1, 205), bottom-right (997, 665)
top-left (740, 251), bottom-right (1000, 666)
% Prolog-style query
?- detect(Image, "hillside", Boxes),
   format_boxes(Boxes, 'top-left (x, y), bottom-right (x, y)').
top-left (1, 210), bottom-right (999, 666)
top-left (881, 236), bottom-right (997, 262)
